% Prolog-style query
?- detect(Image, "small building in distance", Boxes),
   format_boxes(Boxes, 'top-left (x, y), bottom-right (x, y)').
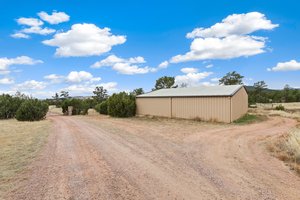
top-left (136, 85), bottom-right (248, 123)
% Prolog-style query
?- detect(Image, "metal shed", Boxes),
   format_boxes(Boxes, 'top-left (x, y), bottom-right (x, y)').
top-left (136, 85), bottom-right (248, 123)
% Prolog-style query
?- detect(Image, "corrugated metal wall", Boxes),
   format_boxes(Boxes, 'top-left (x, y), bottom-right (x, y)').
top-left (136, 87), bottom-right (248, 123)
top-left (231, 87), bottom-right (248, 121)
top-left (136, 97), bottom-right (171, 117)
top-left (172, 97), bottom-right (231, 123)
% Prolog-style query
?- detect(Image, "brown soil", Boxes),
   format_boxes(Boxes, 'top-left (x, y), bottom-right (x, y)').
top-left (5, 115), bottom-right (300, 200)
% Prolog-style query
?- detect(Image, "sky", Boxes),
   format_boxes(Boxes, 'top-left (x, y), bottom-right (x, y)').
top-left (1, 0), bottom-right (300, 98)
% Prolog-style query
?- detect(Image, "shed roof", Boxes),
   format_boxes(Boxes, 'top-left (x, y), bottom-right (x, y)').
top-left (137, 85), bottom-right (243, 98)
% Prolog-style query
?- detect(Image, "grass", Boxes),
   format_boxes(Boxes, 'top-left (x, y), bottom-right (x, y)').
top-left (0, 119), bottom-right (50, 197)
top-left (233, 114), bottom-right (266, 124)
top-left (268, 128), bottom-right (300, 175)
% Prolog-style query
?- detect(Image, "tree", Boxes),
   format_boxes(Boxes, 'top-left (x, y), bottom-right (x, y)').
top-left (253, 81), bottom-right (268, 92)
top-left (131, 88), bottom-right (144, 96)
top-left (0, 94), bottom-right (23, 119)
top-left (52, 92), bottom-right (60, 107)
top-left (107, 92), bottom-right (136, 117)
top-left (93, 86), bottom-right (108, 103)
top-left (154, 76), bottom-right (176, 90)
top-left (95, 101), bottom-right (108, 115)
top-left (16, 99), bottom-right (48, 121)
top-left (60, 91), bottom-right (69, 99)
top-left (253, 81), bottom-right (268, 103)
top-left (219, 71), bottom-right (244, 85)
top-left (15, 91), bottom-right (29, 99)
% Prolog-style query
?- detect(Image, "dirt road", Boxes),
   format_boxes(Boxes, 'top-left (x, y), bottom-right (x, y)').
top-left (6, 115), bottom-right (300, 200)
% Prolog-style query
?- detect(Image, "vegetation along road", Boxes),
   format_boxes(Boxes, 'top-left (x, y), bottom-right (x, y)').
top-left (4, 114), bottom-right (300, 200)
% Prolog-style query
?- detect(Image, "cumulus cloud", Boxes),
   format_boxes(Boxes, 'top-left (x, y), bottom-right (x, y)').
top-left (64, 82), bottom-right (118, 95)
top-left (13, 15), bottom-right (56, 38)
top-left (17, 17), bottom-right (44, 27)
top-left (210, 77), bottom-right (220, 82)
top-left (205, 64), bottom-right (213, 68)
top-left (10, 33), bottom-right (30, 39)
top-left (158, 61), bottom-right (169, 69)
top-left (15, 80), bottom-right (47, 90)
top-left (66, 71), bottom-right (101, 83)
top-left (171, 12), bottom-right (278, 63)
top-left (44, 71), bottom-right (101, 84)
top-left (175, 68), bottom-right (213, 87)
top-left (0, 56), bottom-right (43, 74)
top-left (91, 55), bottom-right (156, 75)
top-left (43, 23), bottom-right (126, 57)
top-left (38, 11), bottom-right (70, 24)
top-left (186, 12), bottom-right (278, 39)
top-left (171, 35), bottom-right (266, 62)
top-left (21, 26), bottom-right (55, 35)
top-left (180, 67), bottom-right (198, 73)
top-left (267, 60), bottom-right (300, 71)
top-left (0, 78), bottom-right (14, 84)
top-left (44, 74), bottom-right (65, 83)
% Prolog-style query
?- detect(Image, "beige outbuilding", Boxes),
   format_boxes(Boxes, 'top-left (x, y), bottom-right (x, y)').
top-left (136, 85), bottom-right (248, 123)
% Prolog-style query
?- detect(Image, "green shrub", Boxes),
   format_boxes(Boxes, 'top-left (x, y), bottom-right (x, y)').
top-left (0, 94), bottom-right (24, 119)
top-left (95, 101), bottom-right (108, 115)
top-left (107, 92), bottom-right (136, 117)
top-left (275, 104), bottom-right (285, 111)
top-left (61, 99), bottom-right (89, 115)
top-left (16, 99), bottom-right (48, 121)
top-left (234, 114), bottom-right (266, 124)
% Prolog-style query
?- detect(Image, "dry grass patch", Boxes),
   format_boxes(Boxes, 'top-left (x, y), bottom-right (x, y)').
top-left (268, 128), bottom-right (300, 175)
top-left (0, 119), bottom-right (50, 197)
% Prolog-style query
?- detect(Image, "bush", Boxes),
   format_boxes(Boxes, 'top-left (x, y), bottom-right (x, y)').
top-left (234, 114), bottom-right (266, 124)
top-left (0, 94), bottom-right (24, 119)
top-left (275, 104), bottom-right (285, 111)
top-left (61, 99), bottom-right (89, 115)
top-left (16, 99), bottom-right (48, 121)
top-left (95, 101), bottom-right (108, 115)
top-left (107, 92), bottom-right (136, 117)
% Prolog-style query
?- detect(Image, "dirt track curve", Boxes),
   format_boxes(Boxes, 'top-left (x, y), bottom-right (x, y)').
top-left (6, 115), bottom-right (300, 200)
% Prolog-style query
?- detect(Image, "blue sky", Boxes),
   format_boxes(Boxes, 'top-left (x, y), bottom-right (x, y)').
top-left (1, 0), bottom-right (300, 98)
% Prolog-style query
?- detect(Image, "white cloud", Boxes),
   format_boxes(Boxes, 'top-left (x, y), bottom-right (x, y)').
top-left (21, 26), bottom-right (55, 35)
top-left (66, 71), bottom-right (101, 83)
top-left (14, 14), bottom-right (56, 37)
top-left (171, 35), bottom-right (265, 63)
top-left (268, 60), bottom-right (300, 71)
top-left (0, 56), bottom-right (43, 74)
top-left (205, 64), bottom-right (213, 68)
top-left (180, 67), bottom-right (198, 73)
top-left (172, 12), bottom-right (277, 63)
top-left (43, 23), bottom-right (126, 57)
top-left (175, 70), bottom-right (213, 86)
top-left (10, 33), bottom-right (30, 39)
top-left (200, 82), bottom-right (217, 86)
top-left (158, 61), bottom-right (169, 68)
top-left (210, 77), bottom-right (220, 82)
top-left (91, 55), bottom-right (155, 75)
top-left (64, 82), bottom-right (117, 95)
top-left (38, 11), bottom-right (70, 24)
top-left (16, 80), bottom-right (46, 90)
top-left (186, 12), bottom-right (278, 39)
top-left (17, 17), bottom-right (44, 27)
top-left (91, 55), bottom-right (145, 68)
top-left (44, 74), bottom-right (65, 83)
top-left (0, 78), bottom-right (14, 84)
top-left (0, 70), bottom-right (11, 75)
top-left (112, 63), bottom-right (153, 75)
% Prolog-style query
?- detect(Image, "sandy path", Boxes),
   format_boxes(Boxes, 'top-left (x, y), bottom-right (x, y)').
top-left (6, 115), bottom-right (300, 200)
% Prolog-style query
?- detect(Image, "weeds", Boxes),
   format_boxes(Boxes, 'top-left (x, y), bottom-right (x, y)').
top-left (268, 128), bottom-right (300, 175)
top-left (234, 114), bottom-right (266, 124)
